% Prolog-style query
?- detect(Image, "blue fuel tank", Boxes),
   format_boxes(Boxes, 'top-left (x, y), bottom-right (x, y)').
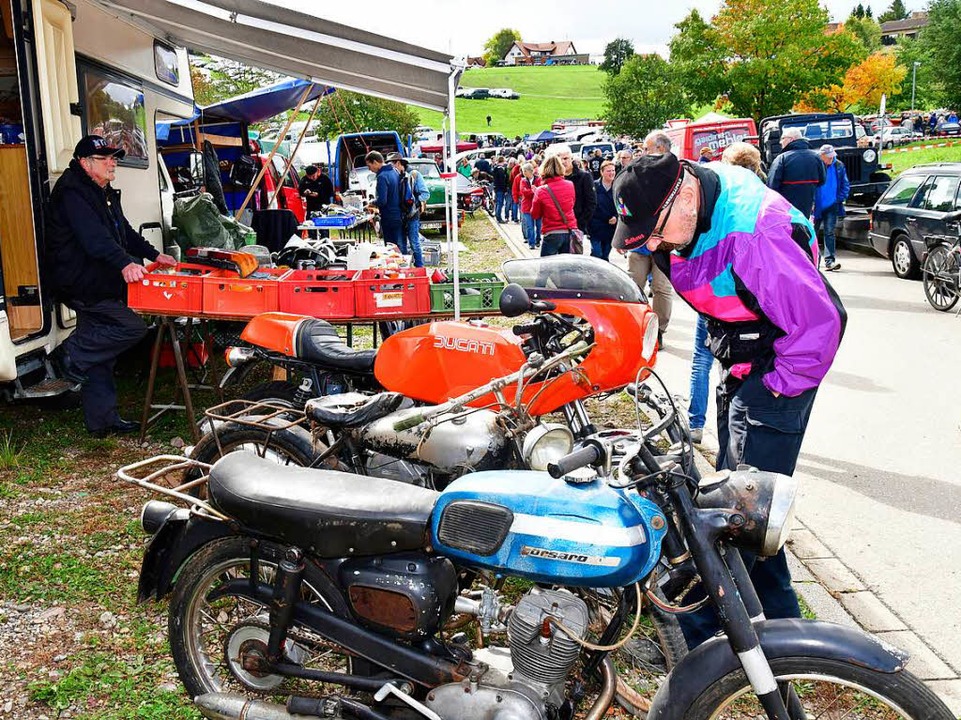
top-left (430, 471), bottom-right (667, 587)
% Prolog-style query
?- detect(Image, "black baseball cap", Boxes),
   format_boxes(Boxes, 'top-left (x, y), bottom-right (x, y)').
top-left (74, 135), bottom-right (126, 160)
top-left (612, 152), bottom-right (684, 250)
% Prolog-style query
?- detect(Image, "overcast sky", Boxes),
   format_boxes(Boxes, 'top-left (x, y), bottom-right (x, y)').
top-left (278, 0), bottom-right (928, 57)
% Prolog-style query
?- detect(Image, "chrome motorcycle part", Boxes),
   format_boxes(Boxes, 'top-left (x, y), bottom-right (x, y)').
top-left (224, 346), bottom-right (256, 368)
top-left (522, 424), bottom-right (574, 472)
top-left (194, 692), bottom-right (303, 720)
top-left (425, 677), bottom-right (543, 720)
top-left (360, 406), bottom-right (510, 474)
top-left (509, 589), bottom-right (590, 707)
top-left (696, 468), bottom-right (798, 556)
top-left (224, 621), bottom-right (301, 691)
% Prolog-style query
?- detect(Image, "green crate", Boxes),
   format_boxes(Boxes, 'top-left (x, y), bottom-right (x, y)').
top-left (429, 272), bottom-right (505, 312)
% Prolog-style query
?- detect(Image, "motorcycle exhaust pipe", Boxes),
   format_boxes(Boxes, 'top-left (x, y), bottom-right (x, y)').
top-left (194, 693), bottom-right (301, 720)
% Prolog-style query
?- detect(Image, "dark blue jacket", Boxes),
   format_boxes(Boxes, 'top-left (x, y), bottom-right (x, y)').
top-left (44, 160), bottom-right (158, 303)
top-left (588, 179), bottom-right (616, 243)
top-left (767, 139), bottom-right (825, 217)
top-left (375, 164), bottom-right (402, 220)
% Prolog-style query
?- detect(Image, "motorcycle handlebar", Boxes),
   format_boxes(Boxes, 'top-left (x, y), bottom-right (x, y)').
top-left (547, 444), bottom-right (601, 478)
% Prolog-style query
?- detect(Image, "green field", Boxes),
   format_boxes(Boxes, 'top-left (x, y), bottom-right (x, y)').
top-left (412, 65), bottom-right (606, 138)
top-left (884, 141), bottom-right (961, 176)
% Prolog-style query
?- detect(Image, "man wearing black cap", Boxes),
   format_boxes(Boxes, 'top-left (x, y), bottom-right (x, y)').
top-left (613, 152), bottom-right (846, 648)
top-left (45, 135), bottom-right (177, 436)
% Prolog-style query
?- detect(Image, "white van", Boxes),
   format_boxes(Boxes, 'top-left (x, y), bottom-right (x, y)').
top-left (0, 0), bottom-right (193, 398)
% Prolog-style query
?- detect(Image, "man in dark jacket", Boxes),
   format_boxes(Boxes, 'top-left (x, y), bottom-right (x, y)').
top-left (45, 135), bottom-right (177, 436)
top-left (365, 150), bottom-right (403, 248)
top-left (491, 156), bottom-right (510, 223)
top-left (549, 143), bottom-right (596, 233)
top-left (299, 164), bottom-right (334, 214)
top-left (767, 128), bottom-right (825, 216)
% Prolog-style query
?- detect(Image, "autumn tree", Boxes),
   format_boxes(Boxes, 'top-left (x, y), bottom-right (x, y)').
top-left (920, 0), bottom-right (961, 111)
top-left (603, 54), bottom-right (690, 138)
top-left (878, 0), bottom-right (909, 23)
top-left (797, 53), bottom-right (906, 113)
top-left (669, 0), bottom-right (864, 120)
top-left (599, 38), bottom-right (635, 75)
top-left (311, 91), bottom-right (419, 140)
top-left (483, 28), bottom-right (522, 67)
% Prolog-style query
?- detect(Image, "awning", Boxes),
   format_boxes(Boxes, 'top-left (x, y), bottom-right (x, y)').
top-left (94, 0), bottom-right (460, 111)
top-left (199, 78), bottom-right (332, 124)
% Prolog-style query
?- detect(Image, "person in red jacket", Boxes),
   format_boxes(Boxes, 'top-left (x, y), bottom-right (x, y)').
top-left (516, 161), bottom-right (541, 249)
top-left (531, 155), bottom-right (576, 256)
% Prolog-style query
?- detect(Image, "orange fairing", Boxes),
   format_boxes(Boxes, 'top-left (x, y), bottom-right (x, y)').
top-left (522, 299), bottom-right (655, 416)
top-left (239, 312), bottom-right (305, 357)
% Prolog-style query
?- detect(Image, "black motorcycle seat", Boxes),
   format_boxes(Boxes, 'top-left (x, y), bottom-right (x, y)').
top-left (295, 318), bottom-right (376, 375)
top-left (208, 453), bottom-right (438, 557)
top-left (306, 391), bottom-right (407, 428)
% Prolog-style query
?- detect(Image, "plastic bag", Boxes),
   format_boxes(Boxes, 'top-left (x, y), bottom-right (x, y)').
top-left (173, 193), bottom-right (233, 249)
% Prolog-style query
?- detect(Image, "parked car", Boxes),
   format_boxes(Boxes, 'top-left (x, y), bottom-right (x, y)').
top-left (406, 158), bottom-right (450, 232)
top-left (935, 121), bottom-right (961, 137)
top-left (869, 163), bottom-right (961, 278)
top-left (488, 88), bottom-right (520, 100)
top-left (461, 88), bottom-right (490, 100)
top-left (878, 126), bottom-right (919, 149)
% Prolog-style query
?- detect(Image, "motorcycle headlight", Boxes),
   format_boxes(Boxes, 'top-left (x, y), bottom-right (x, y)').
top-left (863, 149), bottom-right (877, 163)
top-left (696, 468), bottom-right (798, 556)
top-left (522, 424), bottom-right (574, 471)
top-left (641, 315), bottom-right (659, 361)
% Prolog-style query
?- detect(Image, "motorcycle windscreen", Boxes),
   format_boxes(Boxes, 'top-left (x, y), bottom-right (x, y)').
top-left (502, 255), bottom-right (644, 303)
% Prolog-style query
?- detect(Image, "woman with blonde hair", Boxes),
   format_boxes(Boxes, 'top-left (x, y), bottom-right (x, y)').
top-left (530, 155), bottom-right (576, 256)
top-left (721, 142), bottom-right (766, 182)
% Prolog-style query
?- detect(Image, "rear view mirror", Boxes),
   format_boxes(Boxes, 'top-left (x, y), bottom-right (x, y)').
top-left (499, 283), bottom-right (532, 317)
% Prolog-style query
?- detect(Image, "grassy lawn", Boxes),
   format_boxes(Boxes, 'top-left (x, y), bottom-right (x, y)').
top-left (883, 141), bottom-right (961, 176)
top-left (412, 65), bottom-right (606, 138)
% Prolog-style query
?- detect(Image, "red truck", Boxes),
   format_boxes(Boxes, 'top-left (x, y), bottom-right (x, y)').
top-left (663, 117), bottom-right (758, 162)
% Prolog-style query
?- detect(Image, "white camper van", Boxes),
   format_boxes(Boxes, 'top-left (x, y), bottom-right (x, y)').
top-left (0, 0), bottom-right (192, 398)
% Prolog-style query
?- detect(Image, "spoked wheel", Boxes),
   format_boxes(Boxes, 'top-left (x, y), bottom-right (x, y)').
top-left (922, 245), bottom-right (960, 311)
top-left (168, 537), bottom-right (354, 702)
top-left (688, 656), bottom-right (953, 719)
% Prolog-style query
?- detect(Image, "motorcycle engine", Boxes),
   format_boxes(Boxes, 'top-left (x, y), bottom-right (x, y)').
top-left (425, 589), bottom-right (590, 720)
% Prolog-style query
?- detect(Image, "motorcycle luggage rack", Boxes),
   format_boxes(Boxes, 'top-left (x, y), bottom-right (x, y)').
top-left (116, 455), bottom-right (230, 522)
top-left (202, 399), bottom-right (306, 430)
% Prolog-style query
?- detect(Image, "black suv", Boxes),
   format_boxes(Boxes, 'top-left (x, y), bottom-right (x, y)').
top-left (760, 113), bottom-right (890, 203)
top-left (869, 163), bottom-right (961, 278)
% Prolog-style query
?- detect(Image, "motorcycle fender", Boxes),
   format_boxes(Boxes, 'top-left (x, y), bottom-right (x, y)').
top-left (218, 363), bottom-right (255, 391)
top-left (647, 618), bottom-right (909, 720)
top-left (137, 515), bottom-right (235, 603)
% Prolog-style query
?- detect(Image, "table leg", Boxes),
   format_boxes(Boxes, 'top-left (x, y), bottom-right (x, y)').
top-left (139, 319), bottom-right (166, 443)
top-left (169, 321), bottom-right (201, 442)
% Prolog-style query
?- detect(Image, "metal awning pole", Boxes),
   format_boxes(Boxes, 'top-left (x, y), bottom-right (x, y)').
top-left (268, 85), bottom-right (320, 212)
top-left (447, 68), bottom-right (461, 320)
top-left (441, 114), bottom-right (451, 255)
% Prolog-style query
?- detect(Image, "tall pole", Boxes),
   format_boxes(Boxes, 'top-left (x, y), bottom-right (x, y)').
top-left (447, 69), bottom-right (461, 321)
top-left (911, 62), bottom-right (920, 112)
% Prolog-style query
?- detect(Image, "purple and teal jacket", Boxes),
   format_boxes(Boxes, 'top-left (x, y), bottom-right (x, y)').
top-left (654, 161), bottom-right (846, 397)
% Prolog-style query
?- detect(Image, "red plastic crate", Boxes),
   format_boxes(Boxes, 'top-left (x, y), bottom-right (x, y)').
top-left (354, 267), bottom-right (431, 318)
top-left (202, 267), bottom-right (288, 318)
top-left (127, 262), bottom-right (209, 315)
top-left (279, 269), bottom-right (358, 319)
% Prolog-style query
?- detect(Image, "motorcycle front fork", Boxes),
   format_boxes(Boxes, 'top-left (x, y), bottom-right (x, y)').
top-left (668, 483), bottom-right (796, 720)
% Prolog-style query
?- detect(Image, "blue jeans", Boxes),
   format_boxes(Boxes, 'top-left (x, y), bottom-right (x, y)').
top-left (522, 213), bottom-right (541, 248)
top-left (688, 315), bottom-right (713, 430)
top-left (381, 216), bottom-right (404, 248)
top-left (510, 198), bottom-right (520, 222)
top-left (678, 371), bottom-right (817, 648)
top-left (495, 190), bottom-right (508, 222)
top-left (540, 231), bottom-right (570, 256)
top-left (590, 233), bottom-right (613, 261)
top-left (400, 217), bottom-right (424, 267)
top-left (815, 208), bottom-right (839, 263)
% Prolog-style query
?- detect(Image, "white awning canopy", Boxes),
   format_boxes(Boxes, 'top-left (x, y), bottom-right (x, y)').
top-left (94, 0), bottom-right (461, 111)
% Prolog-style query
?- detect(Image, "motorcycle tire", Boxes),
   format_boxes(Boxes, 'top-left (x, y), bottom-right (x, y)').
top-left (168, 536), bottom-right (352, 701)
top-left (242, 380), bottom-right (301, 406)
top-left (684, 656), bottom-right (954, 719)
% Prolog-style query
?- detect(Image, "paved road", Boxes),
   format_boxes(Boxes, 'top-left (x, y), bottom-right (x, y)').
top-left (491, 218), bottom-right (961, 711)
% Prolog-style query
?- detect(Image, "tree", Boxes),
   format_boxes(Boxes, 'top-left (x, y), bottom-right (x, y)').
top-left (922, 0), bottom-right (961, 111)
top-left (603, 54), bottom-right (690, 138)
top-left (599, 38), bottom-right (635, 75)
top-left (311, 90), bottom-right (420, 140)
top-left (878, 0), bottom-right (909, 23)
top-left (851, 3), bottom-right (866, 19)
top-left (190, 54), bottom-right (281, 105)
top-left (483, 28), bottom-right (522, 67)
top-left (669, 0), bottom-right (864, 120)
top-left (894, 36), bottom-right (941, 111)
top-left (797, 52), bottom-right (906, 112)
top-left (845, 15), bottom-right (883, 52)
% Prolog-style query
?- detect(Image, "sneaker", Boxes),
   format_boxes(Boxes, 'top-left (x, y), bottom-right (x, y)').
top-left (825, 260), bottom-right (841, 271)
top-left (689, 427), bottom-right (704, 444)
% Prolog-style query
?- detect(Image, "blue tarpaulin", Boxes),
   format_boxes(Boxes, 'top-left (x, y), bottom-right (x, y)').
top-left (157, 78), bottom-right (333, 143)
top-left (529, 130), bottom-right (557, 142)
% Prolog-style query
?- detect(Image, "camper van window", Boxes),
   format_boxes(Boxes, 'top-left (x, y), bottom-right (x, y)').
top-left (154, 42), bottom-right (180, 85)
top-left (81, 66), bottom-right (148, 168)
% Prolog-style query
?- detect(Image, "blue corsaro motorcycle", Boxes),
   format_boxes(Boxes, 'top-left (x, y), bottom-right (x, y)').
top-left (121, 290), bottom-right (952, 720)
